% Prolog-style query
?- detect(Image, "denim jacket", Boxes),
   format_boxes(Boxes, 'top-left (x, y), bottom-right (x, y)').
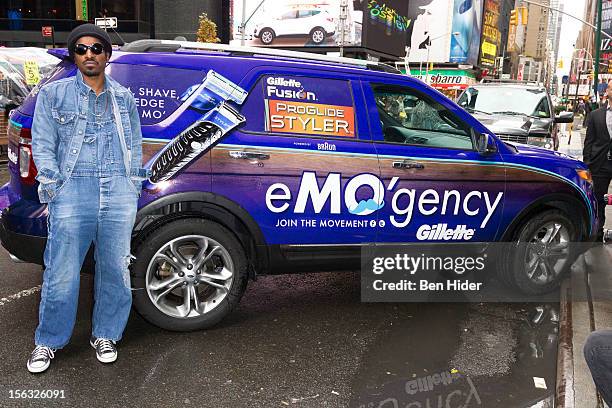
top-left (32, 71), bottom-right (149, 203)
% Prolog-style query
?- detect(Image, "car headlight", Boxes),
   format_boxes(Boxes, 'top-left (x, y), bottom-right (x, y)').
top-left (576, 169), bottom-right (593, 184)
top-left (527, 136), bottom-right (553, 150)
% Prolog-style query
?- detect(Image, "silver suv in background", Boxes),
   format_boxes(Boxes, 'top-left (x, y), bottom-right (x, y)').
top-left (457, 82), bottom-right (573, 151)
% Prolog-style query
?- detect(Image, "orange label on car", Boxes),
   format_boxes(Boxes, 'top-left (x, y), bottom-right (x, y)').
top-left (266, 99), bottom-right (355, 137)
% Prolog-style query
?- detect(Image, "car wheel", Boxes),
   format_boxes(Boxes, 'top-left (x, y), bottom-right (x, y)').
top-left (500, 209), bottom-right (577, 295)
top-left (132, 218), bottom-right (248, 331)
top-left (259, 28), bottom-right (275, 45)
top-left (310, 28), bottom-right (326, 44)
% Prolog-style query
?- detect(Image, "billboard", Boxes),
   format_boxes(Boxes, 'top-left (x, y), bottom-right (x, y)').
top-left (479, 0), bottom-right (500, 67)
top-left (601, 0), bottom-right (612, 73)
top-left (449, 0), bottom-right (484, 65)
top-left (362, 0), bottom-right (412, 57)
top-left (230, 1), bottom-right (364, 48)
top-left (406, 0), bottom-right (454, 63)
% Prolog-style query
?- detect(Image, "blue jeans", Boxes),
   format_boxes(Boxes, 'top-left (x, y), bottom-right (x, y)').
top-left (35, 175), bottom-right (139, 349)
top-left (584, 330), bottom-right (612, 406)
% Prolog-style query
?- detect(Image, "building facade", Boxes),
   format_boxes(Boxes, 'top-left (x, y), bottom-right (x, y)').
top-left (0, 0), bottom-right (228, 47)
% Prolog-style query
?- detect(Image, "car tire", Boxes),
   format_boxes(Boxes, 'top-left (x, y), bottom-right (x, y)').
top-left (499, 209), bottom-right (577, 295)
top-left (259, 28), bottom-right (275, 45)
top-left (310, 27), bottom-right (326, 44)
top-left (131, 218), bottom-right (248, 331)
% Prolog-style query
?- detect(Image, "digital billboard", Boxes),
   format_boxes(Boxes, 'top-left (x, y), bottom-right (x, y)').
top-left (601, 0), bottom-right (612, 73)
top-left (479, 0), bottom-right (500, 67)
top-left (449, 0), bottom-right (484, 65)
top-left (230, 0), bottom-right (364, 48)
top-left (406, 0), bottom-right (454, 63)
top-left (361, 0), bottom-right (412, 57)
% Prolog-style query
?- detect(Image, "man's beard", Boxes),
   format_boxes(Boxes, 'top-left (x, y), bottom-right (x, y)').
top-left (82, 68), bottom-right (102, 77)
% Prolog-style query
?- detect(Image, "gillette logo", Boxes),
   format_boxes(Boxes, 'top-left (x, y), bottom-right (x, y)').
top-left (265, 172), bottom-right (503, 232)
top-left (266, 77), bottom-right (316, 101)
top-left (267, 77), bottom-right (302, 88)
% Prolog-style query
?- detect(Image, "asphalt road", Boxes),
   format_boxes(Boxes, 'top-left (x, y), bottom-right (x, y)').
top-left (0, 164), bottom-right (559, 408)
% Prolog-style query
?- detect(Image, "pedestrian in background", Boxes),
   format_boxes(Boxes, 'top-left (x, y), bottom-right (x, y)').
top-left (583, 81), bottom-right (612, 242)
top-left (26, 24), bottom-right (147, 373)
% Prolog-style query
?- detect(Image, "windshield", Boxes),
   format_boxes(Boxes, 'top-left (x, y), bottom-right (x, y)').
top-left (458, 86), bottom-right (551, 118)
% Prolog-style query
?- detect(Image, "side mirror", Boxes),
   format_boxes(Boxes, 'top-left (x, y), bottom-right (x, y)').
top-left (554, 111), bottom-right (574, 123)
top-left (477, 132), bottom-right (497, 155)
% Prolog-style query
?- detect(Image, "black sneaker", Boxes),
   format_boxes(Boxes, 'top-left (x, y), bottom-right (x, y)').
top-left (27, 345), bottom-right (55, 373)
top-left (90, 337), bottom-right (117, 363)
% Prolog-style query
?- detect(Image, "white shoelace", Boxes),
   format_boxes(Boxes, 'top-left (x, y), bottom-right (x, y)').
top-left (31, 346), bottom-right (55, 361)
top-left (94, 338), bottom-right (115, 354)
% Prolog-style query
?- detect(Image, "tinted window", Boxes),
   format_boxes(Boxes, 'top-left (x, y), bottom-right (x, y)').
top-left (108, 64), bottom-right (206, 125)
top-left (242, 74), bottom-right (357, 139)
top-left (280, 10), bottom-right (296, 19)
top-left (372, 84), bottom-right (473, 150)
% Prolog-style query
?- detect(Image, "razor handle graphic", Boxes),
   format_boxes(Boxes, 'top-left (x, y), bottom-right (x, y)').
top-left (147, 70), bottom-right (247, 184)
top-left (149, 103), bottom-right (245, 183)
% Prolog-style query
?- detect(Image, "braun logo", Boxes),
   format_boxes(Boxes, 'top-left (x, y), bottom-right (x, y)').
top-left (267, 77), bottom-right (302, 88)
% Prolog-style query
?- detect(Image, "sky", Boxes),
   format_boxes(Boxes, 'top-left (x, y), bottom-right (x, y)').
top-left (556, 0), bottom-right (586, 77)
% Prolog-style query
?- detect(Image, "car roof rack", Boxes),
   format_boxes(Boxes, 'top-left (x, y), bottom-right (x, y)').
top-left (120, 39), bottom-right (400, 74)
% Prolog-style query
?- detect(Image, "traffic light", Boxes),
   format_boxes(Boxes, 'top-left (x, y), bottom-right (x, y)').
top-left (510, 9), bottom-right (518, 26)
top-left (520, 7), bottom-right (528, 25)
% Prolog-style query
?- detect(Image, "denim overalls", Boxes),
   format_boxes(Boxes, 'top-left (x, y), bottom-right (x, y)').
top-left (34, 75), bottom-right (139, 349)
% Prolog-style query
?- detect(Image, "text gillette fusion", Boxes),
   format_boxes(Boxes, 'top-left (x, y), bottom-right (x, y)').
top-left (265, 172), bottom-right (503, 239)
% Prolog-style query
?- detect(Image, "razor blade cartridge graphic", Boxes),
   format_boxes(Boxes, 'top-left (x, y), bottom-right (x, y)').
top-left (148, 70), bottom-right (247, 184)
top-left (149, 102), bottom-right (245, 183)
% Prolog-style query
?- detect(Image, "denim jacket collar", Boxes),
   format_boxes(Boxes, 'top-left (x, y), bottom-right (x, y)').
top-left (75, 70), bottom-right (113, 96)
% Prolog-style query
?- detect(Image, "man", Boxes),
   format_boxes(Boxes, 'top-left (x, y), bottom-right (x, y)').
top-left (27, 24), bottom-right (148, 373)
top-left (584, 81), bottom-right (612, 242)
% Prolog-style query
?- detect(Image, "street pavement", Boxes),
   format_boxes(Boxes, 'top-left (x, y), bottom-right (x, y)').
top-left (556, 120), bottom-right (612, 408)
top-left (0, 154), bottom-right (567, 408)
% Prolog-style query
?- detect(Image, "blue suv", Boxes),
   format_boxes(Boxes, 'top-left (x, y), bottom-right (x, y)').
top-left (0, 40), bottom-right (598, 331)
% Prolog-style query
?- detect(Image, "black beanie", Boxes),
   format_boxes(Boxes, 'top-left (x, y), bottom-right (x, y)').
top-left (67, 23), bottom-right (113, 60)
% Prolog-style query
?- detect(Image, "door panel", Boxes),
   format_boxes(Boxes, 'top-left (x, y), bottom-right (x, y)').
top-left (363, 81), bottom-right (506, 243)
top-left (211, 70), bottom-right (379, 245)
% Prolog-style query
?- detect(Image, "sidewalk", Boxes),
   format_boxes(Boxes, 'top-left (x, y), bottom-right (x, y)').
top-left (556, 122), bottom-right (612, 408)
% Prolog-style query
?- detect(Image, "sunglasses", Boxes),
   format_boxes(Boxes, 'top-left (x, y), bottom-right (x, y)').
top-left (73, 42), bottom-right (104, 56)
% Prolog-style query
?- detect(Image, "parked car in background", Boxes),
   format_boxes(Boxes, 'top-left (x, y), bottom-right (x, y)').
top-left (254, 6), bottom-right (335, 45)
top-left (457, 82), bottom-right (574, 151)
top-left (0, 47), bottom-right (60, 154)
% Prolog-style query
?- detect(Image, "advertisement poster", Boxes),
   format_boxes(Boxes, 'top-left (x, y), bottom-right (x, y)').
top-left (479, 0), bottom-right (500, 67)
top-left (406, 0), bottom-right (454, 63)
top-left (450, 0), bottom-right (484, 65)
top-left (601, 0), bottom-right (612, 72)
top-left (230, 0), bottom-right (363, 48)
top-left (361, 0), bottom-right (412, 57)
top-left (263, 75), bottom-right (356, 137)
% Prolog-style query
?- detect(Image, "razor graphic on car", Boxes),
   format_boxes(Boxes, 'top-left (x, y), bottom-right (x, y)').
top-left (148, 71), bottom-right (247, 184)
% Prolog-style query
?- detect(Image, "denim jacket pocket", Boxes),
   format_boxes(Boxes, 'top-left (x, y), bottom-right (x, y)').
top-left (51, 109), bottom-right (77, 141)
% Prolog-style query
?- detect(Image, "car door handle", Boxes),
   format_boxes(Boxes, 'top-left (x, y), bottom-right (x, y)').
top-left (229, 151), bottom-right (270, 160)
top-left (392, 160), bottom-right (424, 170)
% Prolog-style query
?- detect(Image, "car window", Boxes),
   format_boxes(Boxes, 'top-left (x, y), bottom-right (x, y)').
top-left (109, 63), bottom-right (206, 126)
top-left (534, 97), bottom-right (551, 118)
top-left (242, 74), bottom-right (357, 139)
top-left (458, 86), bottom-right (548, 118)
top-left (280, 10), bottom-right (297, 19)
top-left (371, 84), bottom-right (473, 150)
top-left (298, 10), bottom-right (311, 18)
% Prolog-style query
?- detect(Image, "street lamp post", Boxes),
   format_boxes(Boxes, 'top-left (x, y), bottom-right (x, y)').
top-left (595, 0), bottom-right (603, 98)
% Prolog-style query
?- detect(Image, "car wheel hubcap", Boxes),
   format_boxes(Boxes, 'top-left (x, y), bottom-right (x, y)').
top-left (262, 32), bottom-right (272, 43)
top-left (146, 235), bottom-right (234, 318)
top-left (523, 221), bottom-right (570, 285)
top-left (313, 31), bottom-right (324, 42)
